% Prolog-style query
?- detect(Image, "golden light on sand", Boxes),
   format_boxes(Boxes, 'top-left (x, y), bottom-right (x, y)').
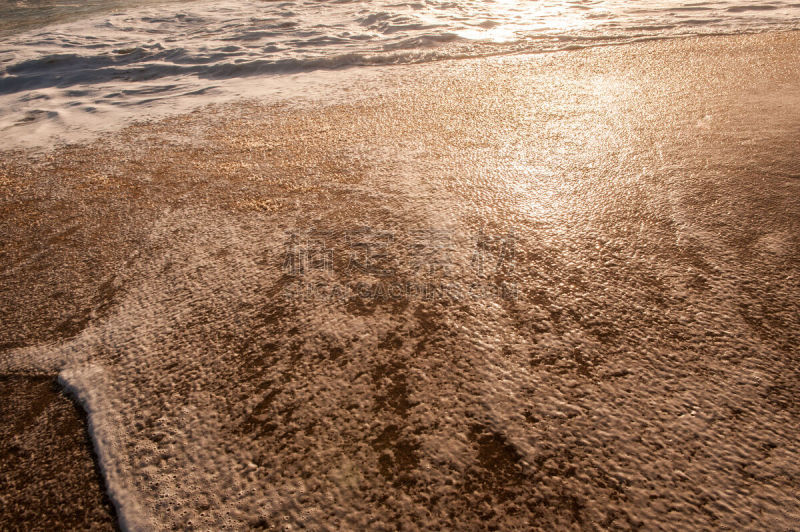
top-left (2, 0), bottom-right (800, 523)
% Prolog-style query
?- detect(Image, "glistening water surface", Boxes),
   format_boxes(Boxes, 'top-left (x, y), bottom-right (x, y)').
top-left (1, 33), bottom-right (798, 529)
top-left (2, 0), bottom-right (800, 147)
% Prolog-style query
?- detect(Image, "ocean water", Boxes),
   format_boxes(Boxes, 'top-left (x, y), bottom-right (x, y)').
top-left (1, 0), bottom-right (799, 147)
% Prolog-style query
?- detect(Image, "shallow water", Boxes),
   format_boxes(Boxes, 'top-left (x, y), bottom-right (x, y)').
top-left (1, 32), bottom-right (799, 529)
top-left (0, 0), bottom-right (185, 37)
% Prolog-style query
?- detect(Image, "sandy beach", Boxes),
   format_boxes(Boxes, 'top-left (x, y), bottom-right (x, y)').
top-left (1, 31), bottom-right (799, 529)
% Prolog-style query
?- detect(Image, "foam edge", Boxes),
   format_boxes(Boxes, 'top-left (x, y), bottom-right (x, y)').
top-left (59, 365), bottom-right (153, 532)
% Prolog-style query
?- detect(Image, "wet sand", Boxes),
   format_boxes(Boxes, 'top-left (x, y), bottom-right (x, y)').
top-left (0, 376), bottom-right (117, 530)
top-left (1, 31), bottom-right (799, 529)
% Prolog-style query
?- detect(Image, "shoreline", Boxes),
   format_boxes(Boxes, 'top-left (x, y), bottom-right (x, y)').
top-left (1, 30), bottom-right (799, 529)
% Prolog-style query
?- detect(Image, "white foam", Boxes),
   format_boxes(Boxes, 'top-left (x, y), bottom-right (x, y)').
top-left (60, 364), bottom-right (155, 531)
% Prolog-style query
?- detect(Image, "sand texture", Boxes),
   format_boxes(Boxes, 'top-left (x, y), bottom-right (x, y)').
top-left (1, 32), bottom-right (799, 530)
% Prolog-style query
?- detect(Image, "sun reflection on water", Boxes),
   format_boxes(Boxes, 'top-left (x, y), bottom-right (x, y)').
top-left (451, 0), bottom-right (604, 43)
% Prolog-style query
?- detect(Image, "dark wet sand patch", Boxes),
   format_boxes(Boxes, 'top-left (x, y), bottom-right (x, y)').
top-left (0, 374), bottom-right (118, 530)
